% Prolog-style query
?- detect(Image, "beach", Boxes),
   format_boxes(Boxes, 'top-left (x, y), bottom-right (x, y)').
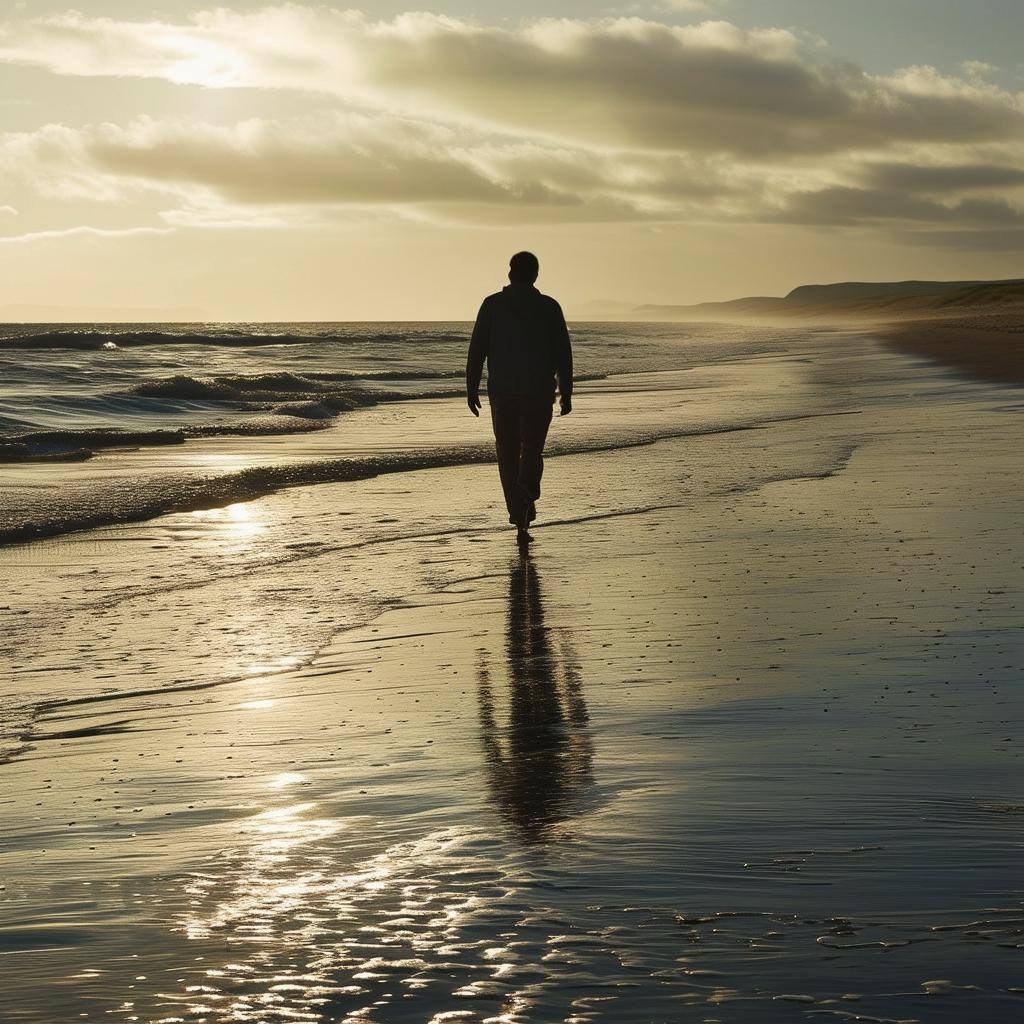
top-left (1, 323), bottom-right (1022, 1023)
top-left (884, 312), bottom-right (1024, 384)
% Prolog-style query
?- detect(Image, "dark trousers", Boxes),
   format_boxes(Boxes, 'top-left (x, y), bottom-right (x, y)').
top-left (489, 394), bottom-right (553, 524)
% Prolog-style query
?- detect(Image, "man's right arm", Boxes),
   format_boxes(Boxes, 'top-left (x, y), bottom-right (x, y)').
top-left (466, 298), bottom-right (490, 416)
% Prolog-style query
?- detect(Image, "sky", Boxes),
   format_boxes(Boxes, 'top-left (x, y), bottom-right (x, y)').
top-left (1, 1), bottom-right (1022, 320)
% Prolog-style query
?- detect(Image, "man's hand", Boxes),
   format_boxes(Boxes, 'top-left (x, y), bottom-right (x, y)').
top-left (467, 391), bottom-right (481, 417)
top-left (559, 394), bottom-right (573, 416)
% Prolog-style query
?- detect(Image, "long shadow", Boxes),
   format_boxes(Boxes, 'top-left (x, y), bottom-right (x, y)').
top-left (476, 550), bottom-right (593, 844)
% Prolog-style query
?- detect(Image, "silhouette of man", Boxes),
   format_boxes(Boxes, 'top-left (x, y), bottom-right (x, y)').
top-left (467, 252), bottom-right (574, 541)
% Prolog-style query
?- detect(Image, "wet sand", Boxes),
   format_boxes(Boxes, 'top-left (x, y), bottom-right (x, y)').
top-left (1, 334), bottom-right (1022, 1022)
top-left (884, 311), bottom-right (1024, 384)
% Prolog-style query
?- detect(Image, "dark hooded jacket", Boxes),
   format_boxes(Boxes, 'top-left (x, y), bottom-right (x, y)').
top-left (466, 284), bottom-right (573, 399)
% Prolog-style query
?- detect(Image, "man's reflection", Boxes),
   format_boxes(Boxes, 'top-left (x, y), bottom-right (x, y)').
top-left (476, 551), bottom-right (593, 844)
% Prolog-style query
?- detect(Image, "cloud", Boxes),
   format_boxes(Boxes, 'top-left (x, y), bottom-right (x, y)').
top-left (861, 162), bottom-right (1024, 194)
top-left (89, 116), bottom-right (516, 206)
top-left (646, 1), bottom-right (715, 11)
top-left (0, 113), bottom-right (764, 224)
top-left (2, 8), bottom-right (1023, 159)
top-left (0, 7), bottom-right (1022, 248)
top-left (772, 186), bottom-right (1024, 229)
top-left (2, 108), bottom-right (1021, 240)
top-left (0, 204), bottom-right (17, 216)
top-left (960, 60), bottom-right (997, 79)
top-left (907, 228), bottom-right (1024, 251)
top-left (773, 186), bottom-right (952, 226)
top-left (0, 224), bottom-right (172, 244)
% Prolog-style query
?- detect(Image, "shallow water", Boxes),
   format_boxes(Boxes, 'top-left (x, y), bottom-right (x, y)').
top-left (0, 319), bottom-right (776, 436)
top-left (0, 320), bottom-right (796, 545)
top-left (1, 328), bottom-right (1021, 1022)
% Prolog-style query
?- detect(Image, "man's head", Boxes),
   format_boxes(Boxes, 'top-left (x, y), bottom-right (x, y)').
top-left (508, 251), bottom-right (539, 285)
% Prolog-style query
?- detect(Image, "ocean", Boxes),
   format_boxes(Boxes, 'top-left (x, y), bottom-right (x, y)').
top-left (0, 320), bottom-right (784, 543)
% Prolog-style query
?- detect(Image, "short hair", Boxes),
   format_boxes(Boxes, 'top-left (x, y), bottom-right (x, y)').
top-left (509, 251), bottom-right (539, 283)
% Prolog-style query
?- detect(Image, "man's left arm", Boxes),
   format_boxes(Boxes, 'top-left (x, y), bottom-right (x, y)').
top-left (552, 300), bottom-right (573, 415)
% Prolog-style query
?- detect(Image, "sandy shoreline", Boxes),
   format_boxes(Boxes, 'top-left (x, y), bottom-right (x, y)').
top-left (2, 333), bottom-right (1022, 1022)
top-left (882, 311), bottom-right (1024, 384)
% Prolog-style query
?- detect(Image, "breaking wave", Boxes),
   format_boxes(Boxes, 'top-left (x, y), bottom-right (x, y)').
top-left (0, 369), bottom-right (466, 461)
top-left (121, 370), bottom-right (457, 403)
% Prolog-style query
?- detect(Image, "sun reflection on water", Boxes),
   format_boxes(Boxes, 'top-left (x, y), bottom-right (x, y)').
top-left (181, 802), bottom-right (347, 945)
top-left (190, 502), bottom-right (265, 540)
top-left (172, 819), bottom-right (519, 1023)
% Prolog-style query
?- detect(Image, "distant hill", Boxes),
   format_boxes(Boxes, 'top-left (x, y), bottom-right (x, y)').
top-left (596, 278), bottom-right (1024, 322)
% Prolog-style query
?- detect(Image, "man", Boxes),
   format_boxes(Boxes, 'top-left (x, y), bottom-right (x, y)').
top-left (467, 251), bottom-right (574, 541)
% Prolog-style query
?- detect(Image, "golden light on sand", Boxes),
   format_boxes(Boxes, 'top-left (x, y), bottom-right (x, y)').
top-left (267, 771), bottom-right (307, 790)
top-left (243, 653), bottom-right (303, 676)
